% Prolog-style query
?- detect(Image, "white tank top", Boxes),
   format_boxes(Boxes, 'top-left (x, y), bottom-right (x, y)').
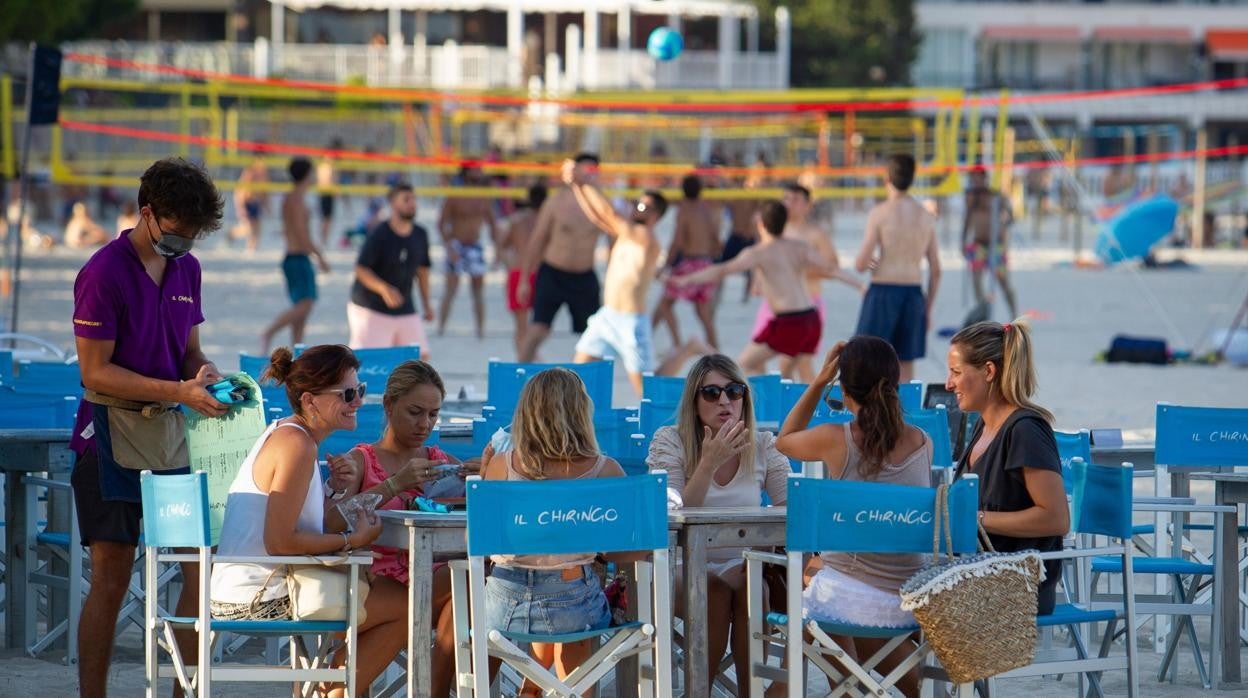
top-left (210, 420), bottom-right (325, 604)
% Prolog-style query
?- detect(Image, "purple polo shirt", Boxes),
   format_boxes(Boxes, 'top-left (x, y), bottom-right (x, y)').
top-left (70, 234), bottom-right (205, 457)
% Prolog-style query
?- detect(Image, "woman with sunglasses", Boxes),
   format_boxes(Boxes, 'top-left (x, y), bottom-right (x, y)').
top-left (211, 345), bottom-right (407, 696)
top-left (646, 354), bottom-right (790, 694)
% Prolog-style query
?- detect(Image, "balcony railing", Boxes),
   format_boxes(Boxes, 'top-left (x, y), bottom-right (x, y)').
top-left (56, 40), bottom-right (786, 92)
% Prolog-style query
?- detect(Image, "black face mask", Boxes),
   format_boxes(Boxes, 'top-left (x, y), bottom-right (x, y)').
top-left (148, 216), bottom-right (195, 259)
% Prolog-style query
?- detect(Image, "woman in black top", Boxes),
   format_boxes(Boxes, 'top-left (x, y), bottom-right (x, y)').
top-left (947, 320), bottom-right (1069, 614)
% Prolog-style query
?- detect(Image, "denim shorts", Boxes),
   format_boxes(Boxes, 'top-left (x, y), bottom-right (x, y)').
top-left (485, 564), bottom-right (611, 636)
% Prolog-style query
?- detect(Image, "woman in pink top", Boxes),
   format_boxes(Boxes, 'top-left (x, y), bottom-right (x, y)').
top-left (646, 354), bottom-right (790, 695)
top-left (327, 359), bottom-right (468, 697)
top-left (776, 337), bottom-right (932, 698)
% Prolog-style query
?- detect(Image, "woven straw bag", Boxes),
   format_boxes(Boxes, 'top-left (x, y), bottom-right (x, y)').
top-left (899, 484), bottom-right (1045, 683)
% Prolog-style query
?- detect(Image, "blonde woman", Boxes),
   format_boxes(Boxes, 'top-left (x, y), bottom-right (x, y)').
top-left (481, 368), bottom-right (626, 693)
top-left (947, 320), bottom-right (1068, 613)
top-left (645, 354), bottom-right (789, 695)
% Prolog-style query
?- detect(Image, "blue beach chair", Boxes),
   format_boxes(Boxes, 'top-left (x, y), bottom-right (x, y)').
top-left (745, 475), bottom-right (980, 696)
top-left (450, 472), bottom-right (673, 696)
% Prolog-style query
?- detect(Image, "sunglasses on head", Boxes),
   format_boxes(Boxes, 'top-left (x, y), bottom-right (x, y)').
top-left (698, 382), bottom-right (747, 403)
top-left (319, 383), bottom-right (367, 403)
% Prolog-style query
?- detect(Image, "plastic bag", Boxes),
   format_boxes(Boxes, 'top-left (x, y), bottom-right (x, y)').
top-left (336, 492), bottom-right (383, 531)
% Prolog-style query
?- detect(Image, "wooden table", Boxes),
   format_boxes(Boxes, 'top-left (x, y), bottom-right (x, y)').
top-left (1188, 472), bottom-right (1247, 687)
top-left (0, 428), bottom-right (74, 649)
top-left (669, 506), bottom-right (786, 697)
top-left (376, 510), bottom-right (467, 696)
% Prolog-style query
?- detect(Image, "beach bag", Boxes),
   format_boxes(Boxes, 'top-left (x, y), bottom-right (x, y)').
top-left (287, 558), bottom-right (371, 624)
top-left (899, 484), bottom-right (1044, 683)
top-left (1106, 335), bottom-right (1168, 365)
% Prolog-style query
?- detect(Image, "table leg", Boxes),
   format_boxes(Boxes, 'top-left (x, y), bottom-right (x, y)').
top-left (1216, 485), bottom-right (1241, 686)
top-left (681, 527), bottom-right (709, 697)
top-left (407, 531), bottom-right (435, 696)
top-left (4, 469), bottom-right (29, 650)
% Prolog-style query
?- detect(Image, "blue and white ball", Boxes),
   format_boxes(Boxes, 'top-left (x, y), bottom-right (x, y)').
top-left (647, 27), bottom-right (684, 61)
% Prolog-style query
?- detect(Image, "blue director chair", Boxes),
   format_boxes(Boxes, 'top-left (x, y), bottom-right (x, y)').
top-left (140, 470), bottom-right (371, 696)
top-left (745, 475), bottom-right (980, 697)
top-left (450, 472), bottom-right (673, 697)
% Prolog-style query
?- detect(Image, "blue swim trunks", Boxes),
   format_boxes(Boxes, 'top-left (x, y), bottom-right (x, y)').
top-left (282, 254), bottom-right (318, 304)
top-left (855, 283), bottom-right (927, 361)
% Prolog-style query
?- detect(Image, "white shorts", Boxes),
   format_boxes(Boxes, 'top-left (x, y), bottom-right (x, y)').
top-left (574, 307), bottom-right (654, 375)
top-left (346, 302), bottom-right (429, 353)
top-left (803, 566), bottom-right (915, 628)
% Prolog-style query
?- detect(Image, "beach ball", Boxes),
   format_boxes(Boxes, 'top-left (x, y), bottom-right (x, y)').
top-left (647, 27), bottom-right (684, 61)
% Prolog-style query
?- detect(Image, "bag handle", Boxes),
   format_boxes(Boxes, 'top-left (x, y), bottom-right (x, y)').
top-left (932, 483), bottom-right (998, 560)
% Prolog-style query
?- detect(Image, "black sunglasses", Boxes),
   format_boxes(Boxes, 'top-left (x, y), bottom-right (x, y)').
top-left (698, 382), bottom-right (748, 403)
top-left (319, 383), bottom-right (367, 403)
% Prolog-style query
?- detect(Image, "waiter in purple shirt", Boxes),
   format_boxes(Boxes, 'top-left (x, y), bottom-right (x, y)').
top-left (69, 158), bottom-right (227, 698)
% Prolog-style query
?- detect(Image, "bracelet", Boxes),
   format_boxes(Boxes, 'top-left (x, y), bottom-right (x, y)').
top-left (340, 531), bottom-right (351, 551)
top-left (382, 477), bottom-right (398, 499)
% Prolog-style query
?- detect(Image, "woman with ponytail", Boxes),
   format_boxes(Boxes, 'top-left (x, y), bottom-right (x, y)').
top-left (211, 345), bottom-right (407, 696)
top-left (775, 335), bottom-right (932, 697)
top-left (946, 320), bottom-right (1068, 614)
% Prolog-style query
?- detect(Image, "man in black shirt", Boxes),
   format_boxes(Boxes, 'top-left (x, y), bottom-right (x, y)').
top-left (347, 183), bottom-right (435, 353)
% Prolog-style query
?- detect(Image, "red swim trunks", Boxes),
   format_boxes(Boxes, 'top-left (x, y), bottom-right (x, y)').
top-left (506, 268), bottom-right (537, 312)
top-left (664, 257), bottom-right (716, 304)
top-left (752, 307), bottom-right (821, 357)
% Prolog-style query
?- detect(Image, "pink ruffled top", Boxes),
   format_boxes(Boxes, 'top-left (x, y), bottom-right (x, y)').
top-left (357, 442), bottom-right (452, 585)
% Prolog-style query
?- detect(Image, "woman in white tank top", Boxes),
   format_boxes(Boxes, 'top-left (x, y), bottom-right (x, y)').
top-left (776, 337), bottom-right (933, 698)
top-left (479, 368), bottom-right (627, 694)
top-left (209, 345), bottom-right (408, 695)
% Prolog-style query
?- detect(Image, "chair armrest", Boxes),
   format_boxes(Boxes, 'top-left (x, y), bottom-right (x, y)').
top-left (742, 550), bottom-right (785, 566)
top-left (213, 554), bottom-right (374, 566)
top-left (448, 559), bottom-right (469, 572)
top-left (1133, 496), bottom-right (1195, 505)
top-left (1132, 503), bottom-right (1236, 514)
top-left (1034, 545), bottom-right (1126, 561)
top-left (22, 475), bottom-right (71, 490)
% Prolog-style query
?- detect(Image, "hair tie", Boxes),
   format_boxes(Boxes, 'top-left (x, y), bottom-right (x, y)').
top-left (1002, 322), bottom-right (1013, 333)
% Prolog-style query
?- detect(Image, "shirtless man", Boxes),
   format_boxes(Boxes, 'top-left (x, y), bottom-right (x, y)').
top-left (564, 165), bottom-right (710, 395)
top-left (752, 183), bottom-right (862, 381)
top-left (653, 174), bottom-right (723, 349)
top-left (260, 157), bottom-right (331, 353)
top-left (853, 154), bottom-right (941, 383)
top-left (720, 174), bottom-right (761, 303)
top-left (674, 201), bottom-right (845, 379)
top-left (63, 202), bottom-right (109, 248)
top-left (498, 184), bottom-right (547, 358)
top-left (515, 153), bottom-right (606, 362)
top-left (316, 138), bottom-right (342, 247)
top-left (437, 166), bottom-right (498, 338)
top-left (229, 155), bottom-right (269, 252)
top-left (962, 166), bottom-right (1018, 319)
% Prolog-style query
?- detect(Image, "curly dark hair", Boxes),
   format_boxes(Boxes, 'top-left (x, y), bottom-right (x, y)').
top-left (136, 158), bottom-right (224, 239)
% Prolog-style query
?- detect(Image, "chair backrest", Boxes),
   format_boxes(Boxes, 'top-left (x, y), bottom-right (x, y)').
top-left (320, 402), bottom-right (383, 458)
top-left (1155, 404), bottom-right (1248, 468)
top-left (749, 373), bottom-right (783, 423)
top-left (641, 374), bottom-right (686, 405)
top-left (0, 349), bottom-right (13, 385)
top-left (465, 472), bottom-right (668, 557)
top-left (12, 360), bottom-right (83, 397)
top-left (1068, 458), bottom-right (1133, 540)
top-left (638, 398), bottom-right (678, 439)
top-left (0, 393), bottom-right (79, 428)
top-left (486, 361), bottom-right (614, 415)
top-left (905, 406), bottom-right (954, 469)
top-left (139, 470), bottom-right (212, 549)
top-left (353, 345), bottom-right (421, 386)
top-left (238, 352), bottom-right (269, 381)
top-left (900, 381), bottom-right (924, 414)
top-left (1055, 429), bottom-right (1092, 493)
top-left (923, 382), bottom-right (971, 460)
top-left (785, 475), bottom-right (979, 555)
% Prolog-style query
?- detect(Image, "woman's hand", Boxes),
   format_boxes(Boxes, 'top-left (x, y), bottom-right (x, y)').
top-left (325, 452), bottom-right (359, 494)
top-left (698, 420), bottom-right (749, 472)
top-left (459, 444), bottom-right (494, 480)
top-left (814, 342), bottom-right (846, 386)
top-left (393, 457), bottom-right (446, 491)
top-left (346, 508), bottom-right (383, 547)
